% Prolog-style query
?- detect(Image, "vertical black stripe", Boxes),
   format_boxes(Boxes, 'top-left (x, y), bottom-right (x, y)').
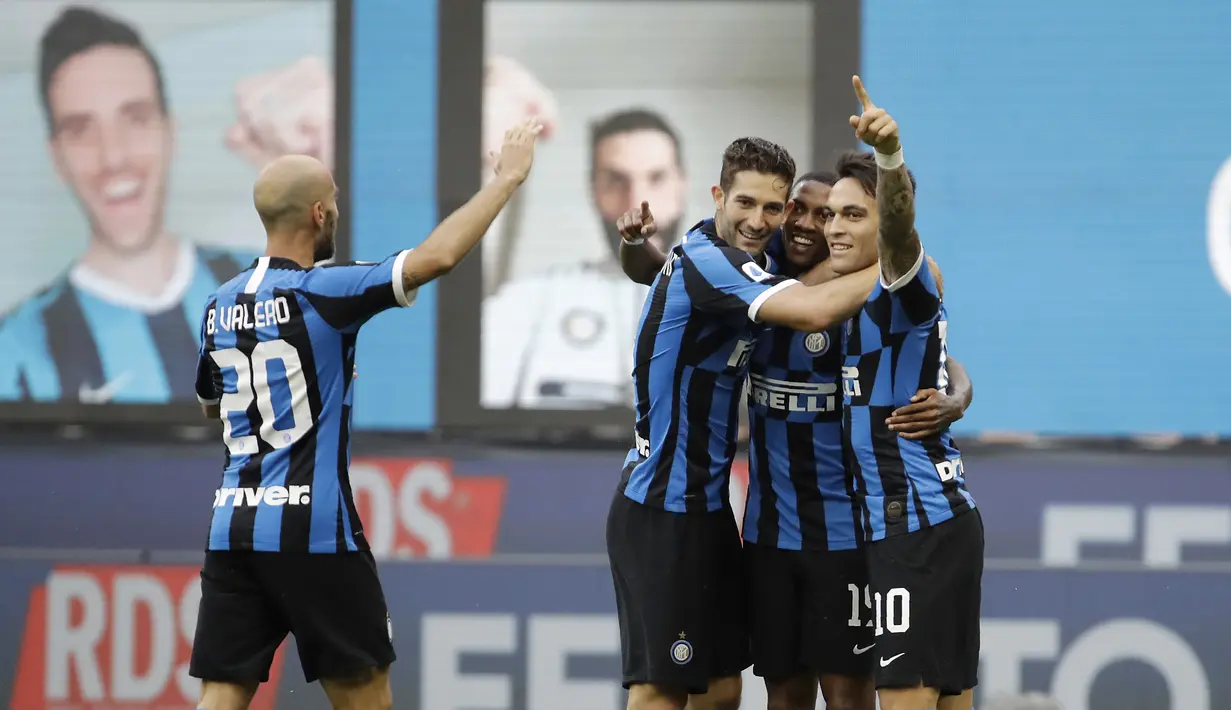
top-left (787, 421), bottom-right (826, 548)
top-left (897, 274), bottom-right (941, 327)
top-left (337, 335), bottom-right (364, 548)
top-left (681, 369), bottom-right (718, 513)
top-left (751, 414), bottom-right (778, 546)
top-left (842, 406), bottom-right (874, 543)
top-left (42, 286), bottom-right (105, 398)
top-left (644, 312), bottom-right (707, 508)
top-left (229, 293), bottom-right (267, 551)
top-left (201, 304), bottom-right (227, 550)
top-left (202, 251), bottom-right (245, 285)
top-left (869, 408), bottom-right (910, 536)
top-left (632, 276), bottom-right (670, 439)
top-left (277, 289), bottom-right (324, 553)
top-left (146, 308), bottom-right (199, 400)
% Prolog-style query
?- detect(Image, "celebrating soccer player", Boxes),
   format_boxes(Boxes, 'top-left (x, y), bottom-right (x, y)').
top-left (188, 119), bottom-right (543, 710)
top-left (833, 76), bottom-right (982, 710)
top-left (619, 167), bottom-right (974, 710)
top-left (607, 137), bottom-right (887, 710)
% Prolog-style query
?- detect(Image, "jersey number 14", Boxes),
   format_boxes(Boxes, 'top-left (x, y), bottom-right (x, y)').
top-left (210, 339), bottom-right (312, 455)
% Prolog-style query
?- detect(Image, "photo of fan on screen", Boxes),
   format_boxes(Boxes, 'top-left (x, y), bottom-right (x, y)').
top-left (0, 1), bottom-right (333, 404)
top-left (480, 0), bottom-right (812, 410)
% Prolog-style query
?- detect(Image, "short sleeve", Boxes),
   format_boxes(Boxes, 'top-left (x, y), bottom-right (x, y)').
top-left (881, 247), bottom-right (941, 327)
top-left (679, 235), bottom-right (798, 322)
top-left (299, 250), bottom-right (414, 332)
top-left (195, 302), bottom-right (220, 405)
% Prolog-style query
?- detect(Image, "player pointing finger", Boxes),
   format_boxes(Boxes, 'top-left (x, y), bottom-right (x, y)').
top-left (616, 201), bottom-right (659, 243)
top-left (848, 75), bottom-right (900, 155)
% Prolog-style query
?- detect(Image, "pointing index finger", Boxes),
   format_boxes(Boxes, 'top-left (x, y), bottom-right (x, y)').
top-left (851, 75), bottom-right (874, 111)
top-left (640, 201), bottom-right (652, 220)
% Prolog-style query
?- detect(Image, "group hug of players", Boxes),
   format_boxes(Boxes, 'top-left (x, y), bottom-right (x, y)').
top-left (184, 76), bottom-right (978, 710)
top-left (606, 77), bottom-right (983, 710)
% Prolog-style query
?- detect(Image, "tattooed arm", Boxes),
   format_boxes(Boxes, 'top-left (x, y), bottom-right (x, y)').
top-left (876, 165), bottom-right (922, 284)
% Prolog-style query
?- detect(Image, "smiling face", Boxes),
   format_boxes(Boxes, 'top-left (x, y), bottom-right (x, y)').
top-left (711, 170), bottom-right (791, 256)
top-left (781, 179), bottom-right (832, 269)
top-left (823, 177), bottom-right (880, 274)
top-left (46, 44), bottom-right (172, 254)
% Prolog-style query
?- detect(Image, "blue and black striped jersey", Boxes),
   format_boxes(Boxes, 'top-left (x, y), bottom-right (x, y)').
top-left (841, 248), bottom-right (974, 541)
top-left (621, 219), bottom-right (798, 513)
top-left (743, 322), bottom-right (858, 550)
top-left (197, 252), bottom-right (415, 553)
top-left (0, 244), bottom-right (257, 403)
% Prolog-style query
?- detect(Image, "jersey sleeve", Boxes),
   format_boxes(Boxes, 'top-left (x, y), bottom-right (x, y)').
top-left (679, 236), bottom-right (798, 321)
top-left (881, 246), bottom-right (941, 328)
top-left (195, 302), bottom-right (220, 406)
top-left (299, 250), bottom-right (415, 332)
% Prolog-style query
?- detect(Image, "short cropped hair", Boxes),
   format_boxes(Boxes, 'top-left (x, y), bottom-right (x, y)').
top-left (794, 170), bottom-right (838, 189)
top-left (719, 137), bottom-right (796, 192)
top-left (832, 150), bottom-right (917, 197)
top-left (589, 108), bottom-right (683, 178)
top-left (39, 6), bottom-right (167, 134)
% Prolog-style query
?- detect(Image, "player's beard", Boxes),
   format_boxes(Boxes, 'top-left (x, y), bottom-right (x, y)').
top-left (602, 218), bottom-right (682, 260)
top-left (313, 211), bottom-right (337, 263)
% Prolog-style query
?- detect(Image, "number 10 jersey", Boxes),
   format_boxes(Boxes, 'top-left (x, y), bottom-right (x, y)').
top-left (195, 253), bottom-right (415, 553)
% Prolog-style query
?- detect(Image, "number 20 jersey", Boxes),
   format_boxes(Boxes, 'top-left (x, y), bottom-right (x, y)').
top-left (195, 253), bottom-right (415, 553)
top-left (841, 248), bottom-right (974, 542)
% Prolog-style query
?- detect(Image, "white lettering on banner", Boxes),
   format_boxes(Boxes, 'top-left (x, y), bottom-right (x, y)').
top-left (44, 571), bottom-right (203, 704)
top-left (351, 461), bottom-right (453, 558)
top-left (981, 618), bottom-right (1210, 710)
top-left (748, 374), bottom-right (837, 413)
top-left (1041, 504), bottom-right (1231, 568)
top-left (213, 485), bottom-right (311, 508)
top-left (527, 615), bottom-right (622, 710)
top-left (420, 613), bottom-right (621, 710)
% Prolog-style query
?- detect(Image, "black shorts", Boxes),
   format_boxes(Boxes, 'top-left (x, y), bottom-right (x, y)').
top-left (745, 543), bottom-right (874, 681)
top-left (866, 509), bottom-right (984, 695)
top-left (606, 491), bottom-right (750, 694)
top-left (189, 550), bottom-right (396, 684)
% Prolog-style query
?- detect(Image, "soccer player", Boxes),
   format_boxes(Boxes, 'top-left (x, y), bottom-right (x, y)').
top-left (834, 76), bottom-right (982, 710)
top-left (618, 170), bottom-right (974, 710)
top-left (189, 119), bottom-right (543, 710)
top-left (606, 137), bottom-right (883, 710)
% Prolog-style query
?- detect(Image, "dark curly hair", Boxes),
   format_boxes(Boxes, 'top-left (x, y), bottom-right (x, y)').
top-left (718, 137), bottom-right (796, 192)
top-left (832, 150), bottom-right (917, 198)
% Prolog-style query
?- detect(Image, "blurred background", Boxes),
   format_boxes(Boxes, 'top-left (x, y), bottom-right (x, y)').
top-left (1, 0), bottom-right (1229, 708)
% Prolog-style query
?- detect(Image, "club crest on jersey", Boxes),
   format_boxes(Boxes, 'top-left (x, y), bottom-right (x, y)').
top-left (740, 261), bottom-right (771, 282)
top-left (670, 636), bottom-right (693, 665)
top-left (803, 331), bottom-right (830, 354)
top-left (560, 308), bottom-right (606, 346)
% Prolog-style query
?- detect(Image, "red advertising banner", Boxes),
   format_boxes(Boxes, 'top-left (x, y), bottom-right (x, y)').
top-left (10, 566), bottom-right (285, 710)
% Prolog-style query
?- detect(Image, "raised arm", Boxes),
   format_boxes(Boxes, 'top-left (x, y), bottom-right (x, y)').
top-left (401, 119), bottom-right (543, 292)
top-left (848, 75), bottom-right (921, 284)
top-left (616, 201), bottom-right (668, 286)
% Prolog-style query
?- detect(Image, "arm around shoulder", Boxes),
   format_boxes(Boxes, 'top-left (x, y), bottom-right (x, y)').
top-left (752, 264), bottom-right (878, 332)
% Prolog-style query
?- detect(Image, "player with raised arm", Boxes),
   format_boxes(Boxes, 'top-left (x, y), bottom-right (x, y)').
top-left (618, 169), bottom-right (974, 710)
top-left (835, 77), bottom-right (982, 710)
top-left (607, 138), bottom-right (886, 710)
top-left (189, 119), bottom-right (543, 710)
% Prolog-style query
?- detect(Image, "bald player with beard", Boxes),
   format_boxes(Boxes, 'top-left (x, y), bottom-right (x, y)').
top-left (190, 120), bottom-right (542, 710)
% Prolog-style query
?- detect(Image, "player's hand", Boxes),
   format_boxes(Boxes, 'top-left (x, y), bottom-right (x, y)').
top-left (848, 75), bottom-right (900, 155)
top-left (886, 388), bottom-right (963, 439)
top-left (226, 56), bottom-right (334, 169)
top-left (491, 118), bottom-right (544, 184)
top-left (616, 202), bottom-right (658, 243)
top-left (483, 56), bottom-right (557, 174)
